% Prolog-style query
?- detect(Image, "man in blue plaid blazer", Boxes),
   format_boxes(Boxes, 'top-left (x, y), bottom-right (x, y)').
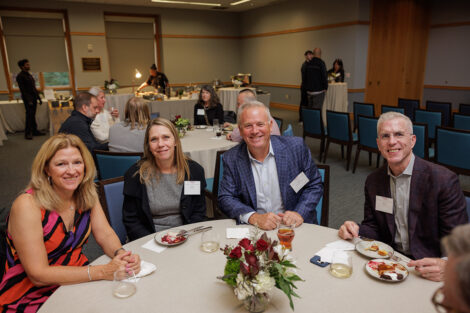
top-left (218, 100), bottom-right (323, 230)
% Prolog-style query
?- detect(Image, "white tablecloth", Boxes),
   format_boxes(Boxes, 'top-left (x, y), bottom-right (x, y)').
top-left (39, 220), bottom-right (437, 313)
top-left (181, 128), bottom-right (238, 178)
top-left (322, 82), bottom-right (348, 125)
top-left (0, 114), bottom-right (7, 146)
top-left (217, 87), bottom-right (271, 112)
top-left (0, 100), bottom-right (49, 133)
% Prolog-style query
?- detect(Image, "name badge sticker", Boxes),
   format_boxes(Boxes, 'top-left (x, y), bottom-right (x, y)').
top-left (290, 172), bottom-right (309, 193)
top-left (184, 181), bottom-right (201, 195)
top-left (197, 109), bottom-right (205, 116)
top-left (375, 195), bottom-right (393, 214)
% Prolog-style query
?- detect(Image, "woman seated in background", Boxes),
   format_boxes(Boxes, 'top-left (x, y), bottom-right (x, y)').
top-left (193, 85), bottom-right (224, 126)
top-left (327, 58), bottom-right (345, 83)
top-left (123, 118), bottom-right (207, 241)
top-left (108, 97), bottom-right (150, 153)
top-left (0, 134), bottom-right (140, 312)
top-left (89, 86), bottom-right (119, 143)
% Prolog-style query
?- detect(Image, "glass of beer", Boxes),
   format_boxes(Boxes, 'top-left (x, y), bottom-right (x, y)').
top-left (277, 224), bottom-right (295, 250)
top-left (329, 250), bottom-right (353, 278)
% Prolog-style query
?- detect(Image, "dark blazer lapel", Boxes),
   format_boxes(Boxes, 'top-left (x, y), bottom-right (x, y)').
top-left (407, 157), bottom-right (426, 242)
top-left (378, 166), bottom-right (396, 237)
top-left (237, 144), bottom-right (257, 208)
top-left (272, 137), bottom-right (289, 205)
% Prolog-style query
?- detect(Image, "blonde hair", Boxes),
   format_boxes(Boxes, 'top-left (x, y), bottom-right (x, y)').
top-left (124, 97), bottom-right (150, 130)
top-left (138, 118), bottom-right (190, 185)
top-left (29, 134), bottom-right (98, 212)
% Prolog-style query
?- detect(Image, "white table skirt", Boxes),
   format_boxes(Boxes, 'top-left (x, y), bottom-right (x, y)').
top-left (181, 128), bottom-right (238, 178)
top-left (322, 82), bottom-right (348, 125)
top-left (0, 100), bottom-right (49, 133)
top-left (39, 219), bottom-right (437, 313)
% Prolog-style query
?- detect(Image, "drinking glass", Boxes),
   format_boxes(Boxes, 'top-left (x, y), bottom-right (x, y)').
top-left (212, 119), bottom-right (219, 132)
top-left (113, 267), bottom-right (137, 298)
top-left (329, 251), bottom-right (353, 278)
top-left (277, 224), bottom-right (295, 250)
top-left (200, 229), bottom-right (220, 253)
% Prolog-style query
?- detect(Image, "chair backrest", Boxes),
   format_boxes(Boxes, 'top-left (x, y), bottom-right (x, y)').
top-left (381, 105), bottom-right (405, 115)
top-left (272, 116), bottom-right (283, 131)
top-left (61, 101), bottom-right (71, 107)
top-left (398, 98), bottom-right (420, 120)
top-left (412, 122), bottom-right (429, 159)
top-left (283, 124), bottom-right (294, 136)
top-left (459, 103), bottom-right (470, 114)
top-left (50, 100), bottom-right (60, 108)
top-left (94, 150), bottom-right (143, 180)
top-left (326, 110), bottom-right (351, 142)
top-left (315, 164), bottom-right (329, 227)
top-left (302, 108), bottom-right (324, 136)
top-left (357, 115), bottom-right (378, 149)
top-left (435, 126), bottom-right (470, 174)
top-left (353, 102), bottom-right (375, 130)
top-left (150, 112), bottom-right (160, 120)
top-left (464, 190), bottom-right (470, 223)
top-left (426, 101), bottom-right (452, 127)
top-left (213, 150), bottom-right (227, 198)
top-left (414, 109), bottom-right (442, 140)
top-left (453, 113), bottom-right (470, 131)
top-left (99, 177), bottom-right (126, 244)
top-left (0, 229), bottom-right (6, 282)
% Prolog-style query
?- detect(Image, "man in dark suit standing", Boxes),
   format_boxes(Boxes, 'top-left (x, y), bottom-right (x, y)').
top-left (299, 50), bottom-right (313, 122)
top-left (338, 112), bottom-right (467, 282)
top-left (218, 100), bottom-right (323, 230)
top-left (16, 59), bottom-right (45, 140)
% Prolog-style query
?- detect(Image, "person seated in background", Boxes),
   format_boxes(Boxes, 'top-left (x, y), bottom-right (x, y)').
top-left (59, 92), bottom-right (109, 152)
top-left (193, 85), bottom-right (224, 126)
top-left (123, 118), bottom-right (207, 241)
top-left (338, 112), bottom-right (468, 282)
top-left (89, 86), bottom-right (119, 143)
top-left (109, 97), bottom-right (150, 153)
top-left (433, 224), bottom-right (470, 313)
top-left (225, 89), bottom-right (280, 142)
top-left (0, 134), bottom-right (140, 312)
top-left (136, 63), bottom-right (169, 94)
top-left (327, 58), bottom-right (345, 83)
top-left (218, 100), bottom-right (323, 230)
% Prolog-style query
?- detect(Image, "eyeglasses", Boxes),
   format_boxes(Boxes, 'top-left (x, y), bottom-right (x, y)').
top-left (432, 287), bottom-right (458, 313)
top-left (378, 132), bottom-right (412, 141)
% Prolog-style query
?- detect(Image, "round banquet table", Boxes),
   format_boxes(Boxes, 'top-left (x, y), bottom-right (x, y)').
top-left (180, 128), bottom-right (238, 178)
top-left (322, 82), bottom-right (348, 126)
top-left (38, 219), bottom-right (437, 313)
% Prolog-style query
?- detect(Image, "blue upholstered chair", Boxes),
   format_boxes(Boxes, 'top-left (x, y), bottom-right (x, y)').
top-left (464, 191), bottom-right (470, 223)
top-left (412, 122), bottom-right (432, 160)
top-left (435, 126), bottom-right (470, 176)
top-left (426, 101), bottom-right (452, 127)
top-left (324, 110), bottom-right (357, 171)
top-left (302, 108), bottom-right (326, 161)
top-left (414, 109), bottom-right (442, 143)
top-left (453, 113), bottom-right (470, 131)
top-left (205, 150), bottom-right (226, 218)
top-left (272, 116), bottom-right (283, 132)
top-left (459, 104), bottom-right (470, 114)
top-left (283, 124), bottom-right (293, 136)
top-left (398, 98), bottom-right (420, 121)
top-left (352, 115), bottom-right (381, 173)
top-left (353, 102), bottom-right (375, 131)
top-left (150, 112), bottom-right (160, 120)
top-left (94, 150), bottom-right (143, 180)
top-left (381, 105), bottom-right (405, 114)
top-left (316, 164), bottom-right (330, 227)
top-left (99, 177), bottom-right (127, 244)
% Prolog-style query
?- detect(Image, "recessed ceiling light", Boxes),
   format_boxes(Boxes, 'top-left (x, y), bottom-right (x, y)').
top-left (151, 0), bottom-right (221, 6)
top-left (230, 0), bottom-right (250, 5)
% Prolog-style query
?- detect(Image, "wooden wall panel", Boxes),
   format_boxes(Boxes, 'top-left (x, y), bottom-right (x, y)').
top-left (365, 0), bottom-right (430, 112)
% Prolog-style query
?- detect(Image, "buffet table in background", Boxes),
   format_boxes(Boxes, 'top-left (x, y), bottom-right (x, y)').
top-left (38, 219), bottom-right (437, 313)
top-left (0, 100), bottom-right (49, 133)
top-left (322, 82), bottom-right (348, 125)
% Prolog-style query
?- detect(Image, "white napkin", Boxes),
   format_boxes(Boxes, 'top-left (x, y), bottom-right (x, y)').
top-left (142, 238), bottom-right (166, 253)
top-left (124, 260), bottom-right (157, 282)
top-left (314, 246), bottom-right (338, 263)
top-left (325, 240), bottom-right (355, 251)
top-left (226, 228), bottom-right (250, 239)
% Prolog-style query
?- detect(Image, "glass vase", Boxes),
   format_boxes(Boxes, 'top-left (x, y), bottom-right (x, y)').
top-left (243, 293), bottom-right (269, 313)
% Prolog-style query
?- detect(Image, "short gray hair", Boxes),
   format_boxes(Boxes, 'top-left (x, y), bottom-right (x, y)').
top-left (442, 224), bottom-right (470, 308)
top-left (377, 111), bottom-right (413, 135)
top-left (88, 86), bottom-right (103, 97)
top-left (237, 100), bottom-right (272, 126)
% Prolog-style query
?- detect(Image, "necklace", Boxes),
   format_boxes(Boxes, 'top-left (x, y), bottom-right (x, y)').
top-left (68, 204), bottom-right (75, 211)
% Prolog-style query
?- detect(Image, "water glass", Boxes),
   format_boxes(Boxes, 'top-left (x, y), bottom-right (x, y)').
top-left (113, 267), bottom-right (137, 298)
top-left (212, 118), bottom-right (219, 132)
top-left (329, 251), bottom-right (353, 278)
top-left (200, 229), bottom-right (220, 253)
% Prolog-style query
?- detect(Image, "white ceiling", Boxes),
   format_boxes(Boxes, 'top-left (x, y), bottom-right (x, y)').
top-left (55, 0), bottom-right (287, 12)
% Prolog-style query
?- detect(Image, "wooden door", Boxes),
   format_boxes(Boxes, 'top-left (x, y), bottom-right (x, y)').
top-left (365, 0), bottom-right (430, 113)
